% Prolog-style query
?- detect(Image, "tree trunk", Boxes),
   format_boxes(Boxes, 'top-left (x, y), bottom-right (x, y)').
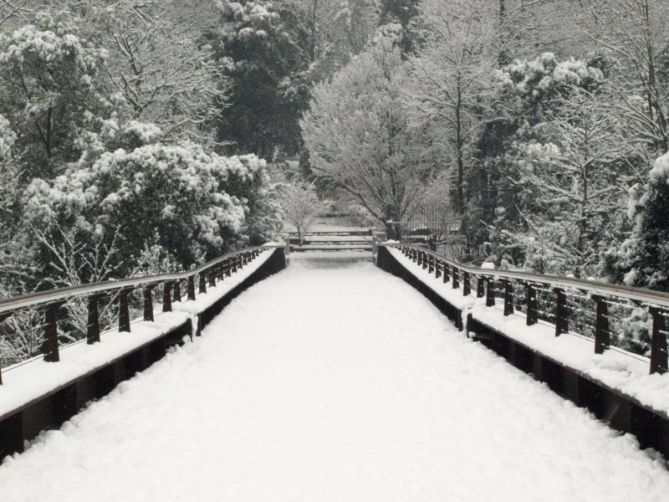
top-left (455, 78), bottom-right (465, 215)
top-left (384, 203), bottom-right (400, 240)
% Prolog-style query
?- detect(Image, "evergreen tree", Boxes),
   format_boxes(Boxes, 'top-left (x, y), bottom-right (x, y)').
top-left (607, 152), bottom-right (669, 290)
top-left (208, 1), bottom-right (312, 160)
top-left (379, 0), bottom-right (420, 54)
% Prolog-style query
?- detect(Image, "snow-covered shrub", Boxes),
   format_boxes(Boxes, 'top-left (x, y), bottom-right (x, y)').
top-left (608, 152), bottom-right (669, 290)
top-left (24, 129), bottom-right (276, 277)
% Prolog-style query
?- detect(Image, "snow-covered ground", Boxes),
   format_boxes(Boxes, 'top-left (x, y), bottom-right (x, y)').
top-left (386, 247), bottom-right (669, 418)
top-left (1, 252), bottom-right (668, 501)
top-left (0, 249), bottom-right (275, 418)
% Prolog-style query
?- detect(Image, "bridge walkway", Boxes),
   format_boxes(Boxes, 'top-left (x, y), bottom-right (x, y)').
top-left (1, 253), bottom-right (668, 501)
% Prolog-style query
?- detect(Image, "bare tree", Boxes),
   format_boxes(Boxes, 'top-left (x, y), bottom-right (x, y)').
top-left (302, 38), bottom-right (432, 238)
top-left (579, 0), bottom-right (669, 153)
top-left (277, 180), bottom-right (328, 243)
top-left (404, 0), bottom-right (494, 215)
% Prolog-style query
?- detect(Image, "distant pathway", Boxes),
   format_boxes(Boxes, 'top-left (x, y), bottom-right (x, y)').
top-left (1, 253), bottom-right (668, 501)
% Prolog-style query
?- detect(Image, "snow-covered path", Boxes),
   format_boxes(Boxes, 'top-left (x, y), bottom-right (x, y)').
top-left (2, 253), bottom-right (669, 501)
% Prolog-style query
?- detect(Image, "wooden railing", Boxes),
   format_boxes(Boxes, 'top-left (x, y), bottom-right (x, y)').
top-left (0, 246), bottom-right (271, 384)
top-left (389, 244), bottom-right (669, 375)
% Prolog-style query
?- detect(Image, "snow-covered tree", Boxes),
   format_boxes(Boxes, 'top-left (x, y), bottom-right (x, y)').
top-left (0, 13), bottom-right (114, 179)
top-left (608, 151), bottom-right (669, 290)
top-left (379, 0), bottom-right (420, 54)
top-left (474, 53), bottom-right (610, 268)
top-left (277, 179), bottom-right (327, 243)
top-left (0, 0), bottom-right (32, 30)
top-left (58, 0), bottom-right (223, 143)
top-left (302, 37), bottom-right (431, 238)
top-left (578, 0), bottom-right (669, 153)
top-left (506, 90), bottom-right (633, 276)
top-left (404, 0), bottom-right (494, 214)
top-left (208, 0), bottom-right (312, 159)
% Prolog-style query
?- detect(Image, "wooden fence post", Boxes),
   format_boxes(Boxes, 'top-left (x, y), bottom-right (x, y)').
top-left (162, 282), bottom-right (173, 313)
top-left (43, 302), bottom-right (65, 362)
top-left (118, 288), bottom-right (132, 332)
top-left (0, 312), bottom-right (11, 384)
top-left (452, 267), bottom-right (460, 289)
top-left (476, 276), bottom-right (485, 298)
top-left (526, 284), bottom-right (538, 326)
top-left (188, 276), bottom-right (196, 301)
top-left (87, 294), bottom-right (103, 344)
top-left (463, 271), bottom-right (471, 296)
top-left (650, 307), bottom-right (668, 374)
top-left (593, 295), bottom-right (609, 354)
top-left (199, 273), bottom-right (207, 294)
top-left (486, 278), bottom-right (495, 307)
top-left (143, 285), bottom-right (157, 322)
top-left (554, 288), bottom-right (568, 336)
top-left (443, 263), bottom-right (450, 284)
top-left (503, 280), bottom-right (514, 316)
top-left (173, 281), bottom-right (182, 303)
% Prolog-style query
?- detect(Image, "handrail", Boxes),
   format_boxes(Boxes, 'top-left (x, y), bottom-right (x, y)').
top-left (387, 244), bottom-right (669, 308)
top-left (385, 244), bottom-right (669, 375)
top-left (0, 246), bottom-right (269, 314)
top-left (0, 245), bottom-right (283, 384)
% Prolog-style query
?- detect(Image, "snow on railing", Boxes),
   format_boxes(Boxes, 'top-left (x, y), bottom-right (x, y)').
top-left (0, 246), bottom-right (273, 384)
top-left (389, 244), bottom-right (669, 375)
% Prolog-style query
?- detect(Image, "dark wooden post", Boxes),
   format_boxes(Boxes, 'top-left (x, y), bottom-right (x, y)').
top-left (452, 267), bottom-right (460, 289)
top-left (526, 284), bottom-right (538, 326)
top-left (208, 267), bottom-right (217, 288)
top-left (650, 307), bottom-right (668, 374)
top-left (225, 259), bottom-right (232, 277)
top-left (143, 285), bottom-right (157, 322)
top-left (593, 295), bottom-right (609, 355)
top-left (443, 263), bottom-right (450, 284)
top-left (503, 280), bottom-right (514, 316)
top-left (87, 294), bottom-right (103, 344)
top-left (463, 271), bottom-right (471, 296)
top-left (199, 273), bottom-right (207, 294)
top-left (476, 276), bottom-right (485, 298)
top-left (173, 280), bottom-right (182, 303)
top-left (554, 288), bottom-right (568, 336)
top-left (422, 252), bottom-right (429, 270)
top-left (232, 257), bottom-right (238, 273)
top-left (188, 276), bottom-right (196, 301)
top-left (118, 288), bottom-right (132, 332)
top-left (486, 278), bottom-right (495, 307)
top-left (428, 254), bottom-right (434, 274)
top-left (435, 260), bottom-right (442, 279)
top-left (43, 302), bottom-right (65, 362)
top-left (0, 312), bottom-right (11, 384)
top-left (162, 282), bottom-right (173, 313)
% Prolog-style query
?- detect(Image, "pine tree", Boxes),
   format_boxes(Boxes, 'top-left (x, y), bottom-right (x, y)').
top-left (208, 1), bottom-right (312, 160)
